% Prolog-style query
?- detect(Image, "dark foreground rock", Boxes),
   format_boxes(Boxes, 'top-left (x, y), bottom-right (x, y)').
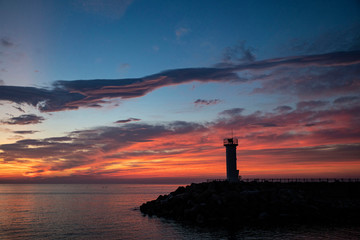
top-left (140, 181), bottom-right (360, 227)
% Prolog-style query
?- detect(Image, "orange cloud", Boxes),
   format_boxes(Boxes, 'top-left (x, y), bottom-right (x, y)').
top-left (0, 98), bottom-right (359, 182)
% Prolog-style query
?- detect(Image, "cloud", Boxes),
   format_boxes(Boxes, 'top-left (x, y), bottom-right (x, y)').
top-left (167, 121), bottom-right (206, 134)
top-left (75, 0), bottom-right (133, 19)
top-left (214, 101), bottom-right (360, 147)
top-left (219, 108), bottom-right (244, 117)
top-left (0, 50), bottom-right (359, 112)
top-left (304, 120), bottom-right (333, 127)
top-left (114, 118), bottom-right (141, 124)
top-left (0, 121), bottom-right (206, 171)
top-left (216, 110), bottom-right (280, 130)
top-left (2, 114), bottom-right (45, 125)
top-left (221, 41), bottom-right (256, 65)
top-left (233, 50), bottom-right (360, 70)
top-left (175, 27), bottom-right (189, 38)
top-left (0, 37), bottom-right (14, 47)
top-left (118, 63), bottom-right (130, 72)
top-left (333, 96), bottom-right (359, 105)
top-left (13, 130), bottom-right (39, 134)
top-left (13, 105), bottom-right (25, 113)
top-left (273, 105), bottom-right (292, 112)
top-left (241, 144), bottom-right (360, 163)
top-left (296, 100), bottom-right (328, 111)
top-left (0, 98), bottom-right (359, 179)
top-left (286, 24), bottom-right (360, 55)
top-left (194, 99), bottom-right (221, 106)
top-left (0, 85), bottom-right (86, 111)
top-left (252, 64), bottom-right (360, 97)
top-left (0, 67), bottom-right (239, 112)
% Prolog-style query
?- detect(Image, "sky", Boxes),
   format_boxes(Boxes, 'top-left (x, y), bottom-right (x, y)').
top-left (0, 0), bottom-right (359, 183)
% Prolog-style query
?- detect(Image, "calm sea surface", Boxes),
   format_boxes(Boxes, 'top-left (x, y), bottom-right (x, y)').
top-left (0, 184), bottom-right (359, 240)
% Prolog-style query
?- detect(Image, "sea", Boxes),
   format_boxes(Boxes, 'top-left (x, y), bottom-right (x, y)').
top-left (0, 184), bottom-right (359, 240)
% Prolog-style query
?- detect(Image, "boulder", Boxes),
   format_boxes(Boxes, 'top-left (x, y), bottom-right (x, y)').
top-left (140, 181), bottom-right (360, 228)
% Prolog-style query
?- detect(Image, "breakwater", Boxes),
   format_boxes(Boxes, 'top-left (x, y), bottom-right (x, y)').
top-left (140, 181), bottom-right (360, 227)
top-left (210, 178), bottom-right (360, 183)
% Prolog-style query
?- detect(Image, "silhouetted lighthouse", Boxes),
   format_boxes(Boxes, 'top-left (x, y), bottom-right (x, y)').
top-left (223, 138), bottom-right (239, 182)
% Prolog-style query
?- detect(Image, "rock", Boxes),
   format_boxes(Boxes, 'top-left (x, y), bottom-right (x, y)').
top-left (258, 211), bottom-right (269, 221)
top-left (196, 213), bottom-right (205, 224)
top-left (140, 181), bottom-right (360, 228)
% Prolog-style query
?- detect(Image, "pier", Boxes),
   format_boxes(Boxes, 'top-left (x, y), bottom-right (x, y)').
top-left (208, 178), bottom-right (360, 183)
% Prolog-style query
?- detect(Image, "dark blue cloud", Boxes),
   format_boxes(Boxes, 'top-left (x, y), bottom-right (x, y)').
top-left (13, 130), bottom-right (39, 134)
top-left (0, 37), bottom-right (14, 47)
top-left (333, 96), bottom-right (359, 105)
top-left (114, 118), bottom-right (141, 124)
top-left (220, 41), bottom-right (256, 66)
top-left (252, 64), bottom-right (360, 97)
top-left (273, 105), bottom-right (292, 112)
top-left (286, 24), bottom-right (360, 55)
top-left (2, 114), bottom-right (45, 125)
top-left (219, 108), bottom-right (244, 117)
top-left (194, 99), bottom-right (221, 106)
top-left (296, 100), bottom-right (329, 111)
top-left (0, 50), bottom-right (359, 112)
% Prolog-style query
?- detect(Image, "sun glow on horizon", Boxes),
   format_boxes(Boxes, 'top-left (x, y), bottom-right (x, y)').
top-left (0, 1), bottom-right (359, 183)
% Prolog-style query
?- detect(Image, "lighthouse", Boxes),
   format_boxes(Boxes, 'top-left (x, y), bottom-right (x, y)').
top-left (223, 138), bottom-right (239, 182)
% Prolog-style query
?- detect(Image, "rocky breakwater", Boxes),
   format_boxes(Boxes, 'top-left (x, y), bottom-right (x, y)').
top-left (140, 181), bottom-right (360, 227)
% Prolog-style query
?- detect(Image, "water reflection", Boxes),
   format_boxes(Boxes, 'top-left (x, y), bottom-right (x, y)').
top-left (0, 184), bottom-right (359, 240)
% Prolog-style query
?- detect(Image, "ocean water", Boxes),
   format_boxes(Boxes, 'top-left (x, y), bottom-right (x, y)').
top-left (0, 184), bottom-right (359, 240)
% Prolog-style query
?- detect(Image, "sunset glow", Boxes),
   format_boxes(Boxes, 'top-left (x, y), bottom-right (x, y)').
top-left (0, 0), bottom-right (359, 183)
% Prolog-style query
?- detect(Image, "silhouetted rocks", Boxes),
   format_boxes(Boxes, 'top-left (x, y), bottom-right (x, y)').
top-left (140, 181), bottom-right (360, 227)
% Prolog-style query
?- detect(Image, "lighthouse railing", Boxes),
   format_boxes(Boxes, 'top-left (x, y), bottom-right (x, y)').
top-left (207, 178), bottom-right (360, 183)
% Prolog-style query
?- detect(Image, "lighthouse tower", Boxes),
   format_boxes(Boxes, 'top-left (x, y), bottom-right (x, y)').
top-left (223, 138), bottom-right (239, 182)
